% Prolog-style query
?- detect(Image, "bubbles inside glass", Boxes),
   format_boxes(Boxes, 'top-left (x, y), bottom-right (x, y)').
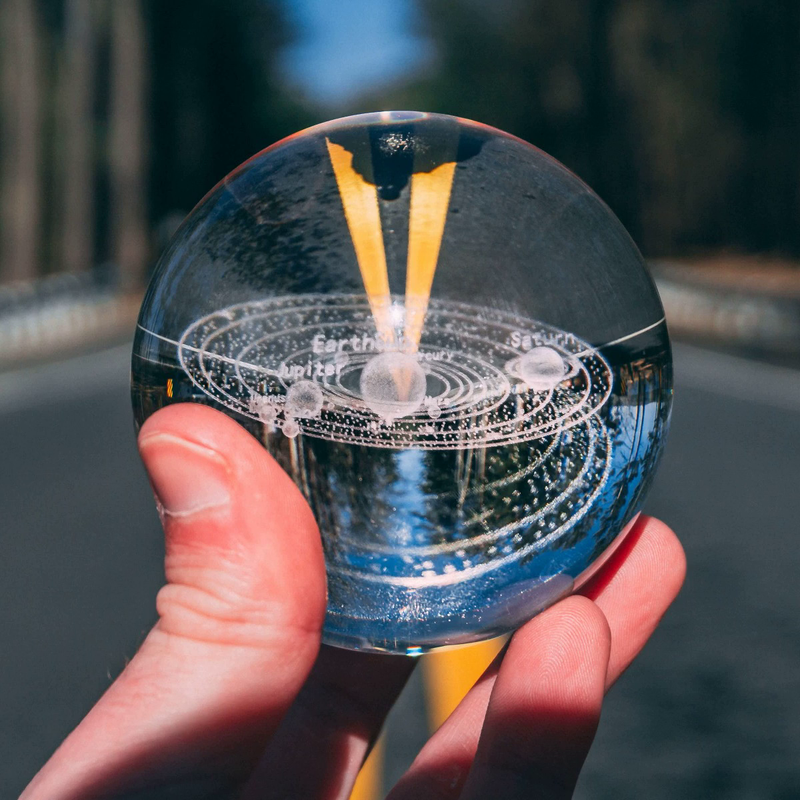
top-left (132, 111), bottom-right (672, 654)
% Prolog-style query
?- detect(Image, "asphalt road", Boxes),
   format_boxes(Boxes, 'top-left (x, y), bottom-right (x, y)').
top-left (1, 342), bottom-right (799, 798)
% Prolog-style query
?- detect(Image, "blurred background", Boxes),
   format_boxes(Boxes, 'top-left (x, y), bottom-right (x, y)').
top-left (1, 1), bottom-right (799, 797)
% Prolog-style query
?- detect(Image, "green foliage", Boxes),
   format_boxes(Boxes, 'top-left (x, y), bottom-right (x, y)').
top-left (5, 0), bottom-right (799, 284)
top-left (146, 0), bottom-right (316, 226)
top-left (363, 0), bottom-right (800, 258)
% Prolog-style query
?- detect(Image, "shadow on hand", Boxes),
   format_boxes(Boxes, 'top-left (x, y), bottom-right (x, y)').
top-left (62, 644), bottom-right (416, 800)
top-left (387, 704), bottom-right (600, 800)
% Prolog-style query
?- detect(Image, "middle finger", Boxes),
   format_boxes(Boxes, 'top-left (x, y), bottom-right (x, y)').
top-left (386, 515), bottom-right (685, 799)
top-left (240, 644), bottom-right (416, 799)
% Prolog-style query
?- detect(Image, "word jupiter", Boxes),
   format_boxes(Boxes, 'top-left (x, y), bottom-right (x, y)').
top-left (277, 358), bottom-right (344, 381)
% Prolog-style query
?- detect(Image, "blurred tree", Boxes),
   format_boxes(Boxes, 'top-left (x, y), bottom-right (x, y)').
top-left (109, 0), bottom-right (149, 290)
top-left (367, 0), bottom-right (800, 258)
top-left (59, 0), bottom-right (96, 275)
top-left (609, 0), bottom-right (800, 255)
top-left (0, 0), bottom-right (312, 287)
top-left (726, 1), bottom-right (800, 253)
top-left (146, 0), bottom-right (316, 234)
top-left (0, 0), bottom-right (44, 282)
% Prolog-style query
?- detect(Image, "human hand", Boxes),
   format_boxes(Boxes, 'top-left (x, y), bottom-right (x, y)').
top-left (22, 404), bottom-right (685, 800)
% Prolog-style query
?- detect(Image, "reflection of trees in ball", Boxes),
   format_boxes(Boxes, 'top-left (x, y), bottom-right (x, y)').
top-left (298, 437), bottom-right (403, 554)
top-left (584, 355), bottom-right (671, 560)
top-left (550, 351), bottom-right (672, 564)
top-left (418, 440), bottom-right (543, 548)
top-left (359, 352), bottom-right (427, 422)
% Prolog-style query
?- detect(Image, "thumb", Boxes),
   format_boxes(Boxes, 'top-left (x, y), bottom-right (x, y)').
top-left (22, 403), bottom-right (326, 800)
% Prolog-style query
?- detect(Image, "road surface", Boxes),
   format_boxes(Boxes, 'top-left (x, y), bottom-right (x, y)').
top-left (1, 342), bottom-right (799, 798)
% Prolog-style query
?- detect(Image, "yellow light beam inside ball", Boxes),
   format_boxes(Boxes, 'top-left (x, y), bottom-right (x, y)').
top-left (404, 161), bottom-right (457, 351)
top-left (326, 138), bottom-right (393, 343)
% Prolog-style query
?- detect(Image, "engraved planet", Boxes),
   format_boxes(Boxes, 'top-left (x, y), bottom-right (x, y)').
top-left (359, 351), bottom-right (427, 423)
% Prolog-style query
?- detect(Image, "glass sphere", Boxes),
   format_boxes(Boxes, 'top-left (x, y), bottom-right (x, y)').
top-left (132, 111), bottom-right (672, 654)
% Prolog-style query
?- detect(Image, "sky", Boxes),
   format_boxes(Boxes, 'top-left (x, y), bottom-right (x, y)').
top-left (280, 0), bottom-right (432, 105)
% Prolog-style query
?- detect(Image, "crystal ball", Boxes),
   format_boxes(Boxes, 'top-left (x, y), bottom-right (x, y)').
top-left (132, 111), bottom-right (672, 654)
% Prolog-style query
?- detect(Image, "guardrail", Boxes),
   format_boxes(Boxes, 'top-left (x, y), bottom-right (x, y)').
top-left (1, 263), bottom-right (799, 371)
top-left (0, 273), bottom-right (141, 369)
top-left (652, 261), bottom-right (800, 355)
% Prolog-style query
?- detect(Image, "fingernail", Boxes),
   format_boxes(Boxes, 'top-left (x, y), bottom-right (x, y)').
top-left (139, 432), bottom-right (231, 517)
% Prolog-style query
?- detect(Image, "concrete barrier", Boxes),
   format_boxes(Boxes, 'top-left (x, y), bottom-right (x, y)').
top-left (0, 274), bottom-right (141, 369)
top-left (1, 260), bottom-right (798, 371)
top-left (652, 260), bottom-right (800, 356)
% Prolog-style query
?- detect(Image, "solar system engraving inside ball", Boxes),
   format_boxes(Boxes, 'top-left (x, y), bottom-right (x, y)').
top-left (132, 111), bottom-right (672, 654)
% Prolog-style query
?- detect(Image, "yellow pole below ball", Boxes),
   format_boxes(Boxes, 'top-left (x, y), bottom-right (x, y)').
top-left (349, 733), bottom-right (385, 800)
top-left (348, 637), bottom-right (508, 799)
top-left (422, 637), bottom-right (509, 732)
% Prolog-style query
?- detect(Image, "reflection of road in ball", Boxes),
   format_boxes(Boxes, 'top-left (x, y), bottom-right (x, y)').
top-left (360, 352), bottom-right (427, 422)
top-left (286, 380), bottom-right (324, 418)
top-left (514, 346), bottom-right (567, 391)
